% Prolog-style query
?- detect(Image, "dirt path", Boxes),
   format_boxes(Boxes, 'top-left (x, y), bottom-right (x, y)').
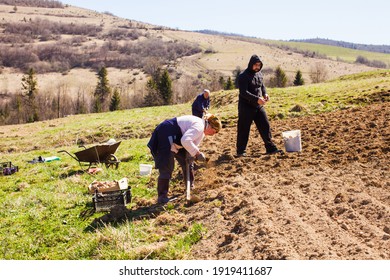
top-left (170, 101), bottom-right (389, 260)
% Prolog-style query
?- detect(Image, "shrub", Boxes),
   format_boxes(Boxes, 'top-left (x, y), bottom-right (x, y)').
top-left (0, 46), bottom-right (39, 69)
top-left (0, 30), bottom-right (201, 74)
top-left (0, 0), bottom-right (64, 8)
top-left (104, 29), bottom-right (142, 40)
top-left (3, 18), bottom-right (102, 38)
top-left (310, 62), bottom-right (328, 83)
top-left (355, 55), bottom-right (387, 68)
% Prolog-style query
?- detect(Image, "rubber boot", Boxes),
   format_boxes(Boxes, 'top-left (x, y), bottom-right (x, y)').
top-left (157, 178), bottom-right (170, 204)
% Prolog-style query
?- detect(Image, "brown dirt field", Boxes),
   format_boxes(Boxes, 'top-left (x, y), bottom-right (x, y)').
top-left (168, 101), bottom-right (389, 260)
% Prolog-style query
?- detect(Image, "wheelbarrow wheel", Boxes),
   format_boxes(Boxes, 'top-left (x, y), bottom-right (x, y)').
top-left (105, 154), bottom-right (120, 169)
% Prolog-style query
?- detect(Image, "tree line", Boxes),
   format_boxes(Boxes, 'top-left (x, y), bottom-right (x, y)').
top-left (0, 0), bottom-right (63, 8)
top-left (0, 62), bottom-right (326, 125)
top-left (0, 67), bottom-right (137, 125)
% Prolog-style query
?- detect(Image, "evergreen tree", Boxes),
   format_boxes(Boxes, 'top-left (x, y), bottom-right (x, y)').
top-left (144, 78), bottom-right (163, 107)
top-left (15, 94), bottom-right (23, 124)
top-left (293, 70), bottom-right (305, 86)
top-left (218, 76), bottom-right (225, 89)
top-left (143, 68), bottom-right (173, 107)
top-left (94, 66), bottom-right (111, 112)
top-left (158, 69), bottom-right (172, 105)
top-left (232, 66), bottom-right (241, 88)
top-left (109, 88), bottom-right (121, 111)
top-left (274, 66), bottom-right (288, 88)
top-left (225, 77), bottom-right (235, 90)
top-left (21, 68), bottom-right (39, 122)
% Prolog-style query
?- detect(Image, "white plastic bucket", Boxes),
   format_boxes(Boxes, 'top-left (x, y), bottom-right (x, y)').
top-left (139, 164), bottom-right (153, 175)
top-left (282, 130), bottom-right (302, 152)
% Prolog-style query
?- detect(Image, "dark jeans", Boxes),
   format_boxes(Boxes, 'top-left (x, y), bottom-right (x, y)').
top-left (236, 103), bottom-right (277, 154)
top-left (158, 149), bottom-right (194, 183)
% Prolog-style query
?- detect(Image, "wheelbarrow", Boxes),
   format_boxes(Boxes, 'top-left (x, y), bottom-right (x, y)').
top-left (59, 141), bottom-right (121, 169)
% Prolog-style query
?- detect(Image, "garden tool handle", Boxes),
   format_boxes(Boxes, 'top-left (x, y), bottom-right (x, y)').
top-left (185, 152), bottom-right (191, 201)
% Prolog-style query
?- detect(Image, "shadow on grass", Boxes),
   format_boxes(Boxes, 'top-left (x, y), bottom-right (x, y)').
top-left (83, 202), bottom-right (178, 232)
top-left (59, 169), bottom-right (85, 179)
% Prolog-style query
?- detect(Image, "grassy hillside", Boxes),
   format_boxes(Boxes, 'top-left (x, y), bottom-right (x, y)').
top-left (258, 39), bottom-right (390, 66)
top-left (0, 69), bottom-right (389, 259)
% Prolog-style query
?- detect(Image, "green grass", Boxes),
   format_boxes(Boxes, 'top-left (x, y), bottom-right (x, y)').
top-left (0, 138), bottom-right (200, 259)
top-left (0, 69), bottom-right (389, 259)
top-left (257, 39), bottom-right (390, 66)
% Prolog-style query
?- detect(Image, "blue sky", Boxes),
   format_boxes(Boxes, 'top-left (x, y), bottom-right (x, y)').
top-left (60, 0), bottom-right (389, 45)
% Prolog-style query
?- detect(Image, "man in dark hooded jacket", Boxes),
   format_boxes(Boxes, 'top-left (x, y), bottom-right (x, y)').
top-left (236, 54), bottom-right (281, 156)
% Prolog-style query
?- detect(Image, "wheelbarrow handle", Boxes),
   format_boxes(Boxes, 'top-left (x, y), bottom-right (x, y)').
top-left (58, 150), bottom-right (78, 161)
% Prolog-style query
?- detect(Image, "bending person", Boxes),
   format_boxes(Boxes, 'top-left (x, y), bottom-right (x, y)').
top-left (147, 114), bottom-right (222, 204)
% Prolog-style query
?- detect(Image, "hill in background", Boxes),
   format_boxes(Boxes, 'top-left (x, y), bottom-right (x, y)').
top-left (291, 38), bottom-right (390, 54)
top-left (0, 0), bottom-right (388, 125)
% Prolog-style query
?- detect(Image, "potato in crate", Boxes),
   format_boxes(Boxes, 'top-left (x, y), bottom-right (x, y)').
top-left (89, 178), bottom-right (131, 212)
top-left (88, 178), bottom-right (128, 194)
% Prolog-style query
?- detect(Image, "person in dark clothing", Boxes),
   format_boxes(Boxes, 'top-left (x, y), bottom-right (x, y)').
top-left (147, 114), bottom-right (222, 204)
top-left (236, 54), bottom-right (281, 157)
top-left (191, 89), bottom-right (210, 118)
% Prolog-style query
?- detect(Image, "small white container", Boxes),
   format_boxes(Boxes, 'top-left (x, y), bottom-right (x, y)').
top-left (282, 130), bottom-right (302, 152)
top-left (139, 164), bottom-right (153, 175)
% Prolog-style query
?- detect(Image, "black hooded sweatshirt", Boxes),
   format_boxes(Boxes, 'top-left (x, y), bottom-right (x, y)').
top-left (238, 54), bottom-right (267, 108)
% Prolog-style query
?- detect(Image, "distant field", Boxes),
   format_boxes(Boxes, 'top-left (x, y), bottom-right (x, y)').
top-left (258, 39), bottom-right (390, 66)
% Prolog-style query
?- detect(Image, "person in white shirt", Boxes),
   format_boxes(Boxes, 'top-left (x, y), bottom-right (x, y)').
top-left (147, 114), bottom-right (222, 204)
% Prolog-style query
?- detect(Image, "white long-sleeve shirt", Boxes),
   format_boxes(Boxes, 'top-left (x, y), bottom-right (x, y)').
top-left (175, 115), bottom-right (205, 157)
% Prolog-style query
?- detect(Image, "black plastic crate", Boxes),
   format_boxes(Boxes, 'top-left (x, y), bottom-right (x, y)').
top-left (92, 188), bottom-right (131, 212)
top-left (1, 162), bottom-right (18, 176)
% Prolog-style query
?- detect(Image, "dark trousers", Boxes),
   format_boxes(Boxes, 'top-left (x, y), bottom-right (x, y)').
top-left (157, 149), bottom-right (194, 199)
top-left (158, 149), bottom-right (193, 182)
top-left (236, 104), bottom-right (277, 154)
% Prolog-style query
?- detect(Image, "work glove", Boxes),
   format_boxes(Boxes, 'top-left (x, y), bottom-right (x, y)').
top-left (195, 152), bottom-right (206, 162)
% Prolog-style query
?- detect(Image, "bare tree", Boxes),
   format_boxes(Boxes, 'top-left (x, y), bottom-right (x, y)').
top-left (310, 62), bottom-right (328, 83)
top-left (173, 75), bottom-right (199, 104)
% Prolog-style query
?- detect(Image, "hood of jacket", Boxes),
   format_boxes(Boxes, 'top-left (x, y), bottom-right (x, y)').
top-left (247, 54), bottom-right (263, 73)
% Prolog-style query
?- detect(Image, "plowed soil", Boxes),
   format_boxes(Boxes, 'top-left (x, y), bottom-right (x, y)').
top-left (171, 101), bottom-right (389, 260)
